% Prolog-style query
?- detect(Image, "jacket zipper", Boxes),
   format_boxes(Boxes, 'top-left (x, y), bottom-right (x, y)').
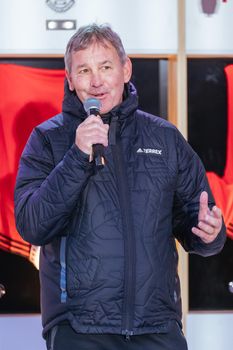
top-left (111, 116), bottom-right (136, 338)
top-left (60, 236), bottom-right (67, 303)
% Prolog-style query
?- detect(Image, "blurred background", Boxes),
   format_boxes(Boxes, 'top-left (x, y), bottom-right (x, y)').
top-left (1, 1), bottom-right (233, 349)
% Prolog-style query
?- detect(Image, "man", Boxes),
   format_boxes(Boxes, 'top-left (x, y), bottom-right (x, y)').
top-left (14, 23), bottom-right (226, 350)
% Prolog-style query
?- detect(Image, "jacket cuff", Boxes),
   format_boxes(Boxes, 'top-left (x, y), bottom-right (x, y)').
top-left (70, 144), bottom-right (93, 169)
top-left (192, 219), bottom-right (226, 256)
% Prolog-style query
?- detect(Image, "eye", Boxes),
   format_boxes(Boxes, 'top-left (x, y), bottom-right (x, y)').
top-left (101, 65), bottom-right (112, 71)
top-left (78, 68), bottom-right (89, 75)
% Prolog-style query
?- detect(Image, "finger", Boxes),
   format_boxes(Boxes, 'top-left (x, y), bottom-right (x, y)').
top-left (198, 191), bottom-right (209, 221)
top-left (199, 191), bottom-right (208, 210)
top-left (85, 125), bottom-right (109, 145)
top-left (202, 217), bottom-right (221, 232)
top-left (91, 136), bottom-right (109, 147)
top-left (197, 220), bottom-right (216, 235)
top-left (82, 115), bottom-right (103, 126)
top-left (192, 226), bottom-right (217, 244)
top-left (211, 205), bottom-right (222, 219)
top-left (80, 122), bottom-right (108, 138)
top-left (75, 134), bottom-right (106, 155)
top-left (83, 118), bottom-right (108, 134)
top-left (207, 208), bottom-right (222, 228)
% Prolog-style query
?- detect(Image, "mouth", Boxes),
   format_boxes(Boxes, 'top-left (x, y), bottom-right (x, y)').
top-left (89, 92), bottom-right (107, 100)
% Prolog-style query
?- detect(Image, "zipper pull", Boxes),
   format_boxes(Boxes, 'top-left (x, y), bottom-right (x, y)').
top-left (123, 330), bottom-right (133, 342)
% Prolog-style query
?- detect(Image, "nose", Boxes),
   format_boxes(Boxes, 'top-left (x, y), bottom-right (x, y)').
top-left (90, 71), bottom-right (103, 88)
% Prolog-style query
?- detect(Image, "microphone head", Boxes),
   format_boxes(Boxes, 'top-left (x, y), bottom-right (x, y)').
top-left (83, 98), bottom-right (101, 115)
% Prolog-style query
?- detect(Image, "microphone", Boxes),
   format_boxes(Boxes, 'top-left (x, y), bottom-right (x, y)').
top-left (83, 98), bottom-right (105, 169)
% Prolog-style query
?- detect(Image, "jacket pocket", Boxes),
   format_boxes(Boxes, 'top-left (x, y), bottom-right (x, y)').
top-left (66, 255), bottom-right (124, 301)
top-left (66, 256), bottom-right (99, 298)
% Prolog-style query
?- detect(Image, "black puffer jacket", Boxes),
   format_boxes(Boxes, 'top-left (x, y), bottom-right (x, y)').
top-left (14, 82), bottom-right (226, 338)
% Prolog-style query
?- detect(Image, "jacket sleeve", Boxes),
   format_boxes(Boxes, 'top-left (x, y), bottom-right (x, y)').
top-left (172, 130), bottom-right (226, 257)
top-left (14, 127), bottom-right (93, 246)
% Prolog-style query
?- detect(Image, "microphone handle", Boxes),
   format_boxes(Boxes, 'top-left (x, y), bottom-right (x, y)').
top-left (89, 108), bottom-right (105, 169)
top-left (93, 144), bottom-right (105, 169)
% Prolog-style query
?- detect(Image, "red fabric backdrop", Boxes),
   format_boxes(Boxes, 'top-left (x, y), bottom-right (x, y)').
top-left (0, 64), bottom-right (65, 258)
top-left (207, 64), bottom-right (233, 239)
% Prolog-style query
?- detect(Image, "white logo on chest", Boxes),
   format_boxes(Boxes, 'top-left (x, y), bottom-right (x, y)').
top-left (136, 148), bottom-right (162, 155)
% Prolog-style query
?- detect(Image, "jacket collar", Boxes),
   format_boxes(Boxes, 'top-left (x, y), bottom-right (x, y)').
top-left (62, 79), bottom-right (86, 121)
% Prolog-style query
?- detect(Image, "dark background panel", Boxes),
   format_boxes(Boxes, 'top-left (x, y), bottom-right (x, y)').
top-left (188, 58), bottom-right (233, 310)
top-left (0, 57), bottom-right (166, 313)
top-left (189, 238), bottom-right (233, 310)
top-left (188, 58), bottom-right (229, 177)
top-left (0, 250), bottom-right (40, 313)
top-left (131, 58), bottom-right (167, 117)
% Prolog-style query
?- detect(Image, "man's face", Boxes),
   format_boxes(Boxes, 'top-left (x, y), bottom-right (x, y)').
top-left (66, 41), bottom-right (132, 114)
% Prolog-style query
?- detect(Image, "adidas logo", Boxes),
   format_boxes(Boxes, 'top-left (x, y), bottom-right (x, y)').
top-left (136, 148), bottom-right (162, 155)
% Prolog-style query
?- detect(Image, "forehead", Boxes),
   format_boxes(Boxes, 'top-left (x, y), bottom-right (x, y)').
top-left (71, 41), bottom-right (121, 66)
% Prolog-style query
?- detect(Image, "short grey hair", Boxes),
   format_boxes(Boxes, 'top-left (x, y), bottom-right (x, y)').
top-left (64, 23), bottom-right (127, 73)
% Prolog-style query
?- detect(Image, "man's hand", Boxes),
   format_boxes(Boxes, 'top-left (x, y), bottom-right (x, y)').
top-left (191, 191), bottom-right (223, 244)
top-left (75, 115), bottom-right (109, 156)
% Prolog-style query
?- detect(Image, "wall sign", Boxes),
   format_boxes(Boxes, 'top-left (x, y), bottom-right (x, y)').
top-left (46, 0), bottom-right (75, 13)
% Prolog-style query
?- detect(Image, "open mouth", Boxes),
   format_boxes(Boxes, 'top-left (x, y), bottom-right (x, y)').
top-left (91, 92), bottom-right (107, 99)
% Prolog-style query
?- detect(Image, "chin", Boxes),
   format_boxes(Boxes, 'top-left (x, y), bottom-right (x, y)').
top-left (100, 105), bottom-right (112, 115)
top-left (100, 109), bottom-right (110, 115)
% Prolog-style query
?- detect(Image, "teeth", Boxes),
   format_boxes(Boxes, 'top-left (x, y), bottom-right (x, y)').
top-left (92, 93), bottom-right (105, 97)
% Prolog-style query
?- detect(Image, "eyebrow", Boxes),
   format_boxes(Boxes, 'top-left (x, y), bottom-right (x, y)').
top-left (75, 63), bottom-right (88, 70)
top-left (99, 60), bottom-right (113, 65)
top-left (75, 60), bottom-right (113, 70)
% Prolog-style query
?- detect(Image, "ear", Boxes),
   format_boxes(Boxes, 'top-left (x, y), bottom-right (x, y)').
top-left (65, 70), bottom-right (75, 91)
top-left (123, 57), bottom-right (132, 83)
